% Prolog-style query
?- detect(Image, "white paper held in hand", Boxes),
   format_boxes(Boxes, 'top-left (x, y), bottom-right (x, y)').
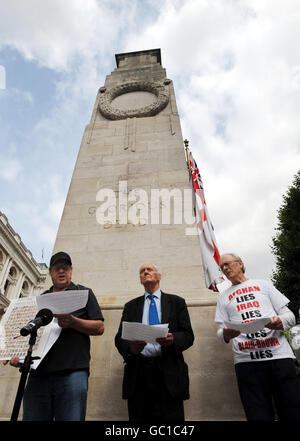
top-left (122, 321), bottom-right (169, 344)
top-left (36, 290), bottom-right (89, 314)
top-left (224, 317), bottom-right (272, 334)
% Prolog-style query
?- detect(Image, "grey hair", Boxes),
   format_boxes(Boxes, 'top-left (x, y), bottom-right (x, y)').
top-left (221, 253), bottom-right (245, 273)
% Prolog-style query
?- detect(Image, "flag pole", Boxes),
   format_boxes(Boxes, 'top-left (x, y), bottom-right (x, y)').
top-left (184, 139), bottom-right (191, 177)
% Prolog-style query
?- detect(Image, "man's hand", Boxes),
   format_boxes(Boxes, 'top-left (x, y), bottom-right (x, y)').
top-left (54, 314), bottom-right (104, 335)
top-left (129, 340), bottom-right (147, 355)
top-left (156, 333), bottom-right (174, 347)
top-left (223, 327), bottom-right (240, 343)
top-left (54, 314), bottom-right (75, 328)
top-left (265, 316), bottom-right (283, 330)
top-left (3, 356), bottom-right (20, 367)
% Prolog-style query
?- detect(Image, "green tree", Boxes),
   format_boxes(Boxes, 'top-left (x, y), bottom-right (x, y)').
top-left (271, 170), bottom-right (300, 321)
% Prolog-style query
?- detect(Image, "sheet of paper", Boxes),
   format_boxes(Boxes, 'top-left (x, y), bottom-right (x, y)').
top-left (224, 317), bottom-right (272, 334)
top-left (122, 321), bottom-right (169, 344)
top-left (36, 290), bottom-right (88, 314)
top-left (0, 291), bottom-right (89, 362)
top-left (31, 318), bottom-right (62, 369)
top-left (0, 297), bottom-right (52, 361)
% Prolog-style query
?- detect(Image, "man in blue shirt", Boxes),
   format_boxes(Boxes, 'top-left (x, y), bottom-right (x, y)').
top-left (115, 263), bottom-right (194, 421)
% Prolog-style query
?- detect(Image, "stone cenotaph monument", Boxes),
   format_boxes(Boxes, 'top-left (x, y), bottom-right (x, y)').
top-left (0, 49), bottom-right (244, 420)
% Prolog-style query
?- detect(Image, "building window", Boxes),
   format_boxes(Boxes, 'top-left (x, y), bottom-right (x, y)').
top-left (3, 265), bottom-right (18, 298)
top-left (4, 279), bottom-right (10, 297)
top-left (9, 266), bottom-right (17, 278)
top-left (22, 281), bottom-right (29, 292)
top-left (20, 280), bottom-right (30, 298)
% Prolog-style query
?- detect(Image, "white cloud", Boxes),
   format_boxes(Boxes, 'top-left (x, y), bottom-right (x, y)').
top-left (9, 87), bottom-right (34, 104)
top-left (123, 0), bottom-right (300, 278)
top-left (0, 0), bottom-right (147, 74)
top-left (0, 0), bottom-right (114, 71)
top-left (0, 158), bottom-right (22, 181)
top-left (48, 199), bottom-right (64, 223)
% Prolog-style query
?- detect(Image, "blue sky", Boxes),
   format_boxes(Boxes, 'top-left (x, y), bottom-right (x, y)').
top-left (0, 0), bottom-right (299, 281)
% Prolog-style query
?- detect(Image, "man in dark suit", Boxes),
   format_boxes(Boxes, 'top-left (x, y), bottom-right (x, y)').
top-left (115, 263), bottom-right (194, 421)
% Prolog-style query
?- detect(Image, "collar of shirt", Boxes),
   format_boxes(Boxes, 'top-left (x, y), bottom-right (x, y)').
top-left (144, 288), bottom-right (162, 301)
top-left (142, 289), bottom-right (162, 325)
top-left (44, 281), bottom-right (76, 294)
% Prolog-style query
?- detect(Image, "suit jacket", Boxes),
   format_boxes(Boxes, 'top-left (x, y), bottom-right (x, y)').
top-left (114, 291), bottom-right (194, 400)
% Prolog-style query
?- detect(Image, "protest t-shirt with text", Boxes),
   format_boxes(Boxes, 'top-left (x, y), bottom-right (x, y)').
top-left (215, 279), bottom-right (295, 364)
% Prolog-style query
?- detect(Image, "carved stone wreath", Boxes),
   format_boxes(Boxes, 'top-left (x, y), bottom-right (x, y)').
top-left (98, 80), bottom-right (170, 120)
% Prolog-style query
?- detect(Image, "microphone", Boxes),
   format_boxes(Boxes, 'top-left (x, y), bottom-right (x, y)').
top-left (20, 309), bottom-right (53, 337)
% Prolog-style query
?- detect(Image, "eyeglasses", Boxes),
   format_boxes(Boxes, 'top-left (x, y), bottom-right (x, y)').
top-left (51, 263), bottom-right (71, 272)
top-left (219, 260), bottom-right (239, 271)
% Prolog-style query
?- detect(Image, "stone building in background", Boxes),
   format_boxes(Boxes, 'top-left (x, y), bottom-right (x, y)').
top-left (0, 212), bottom-right (47, 309)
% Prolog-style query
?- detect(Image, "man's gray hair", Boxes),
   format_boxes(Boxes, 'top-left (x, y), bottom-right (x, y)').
top-left (221, 253), bottom-right (246, 273)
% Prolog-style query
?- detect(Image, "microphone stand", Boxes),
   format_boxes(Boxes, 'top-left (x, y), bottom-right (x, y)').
top-left (10, 330), bottom-right (40, 422)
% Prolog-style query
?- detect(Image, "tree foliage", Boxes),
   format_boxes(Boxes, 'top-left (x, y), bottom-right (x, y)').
top-left (271, 170), bottom-right (300, 320)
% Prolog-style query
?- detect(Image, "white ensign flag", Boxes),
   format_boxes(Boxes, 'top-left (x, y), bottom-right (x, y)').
top-left (189, 152), bottom-right (224, 291)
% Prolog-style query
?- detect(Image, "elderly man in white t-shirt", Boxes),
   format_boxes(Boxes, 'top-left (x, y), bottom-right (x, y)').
top-left (215, 253), bottom-right (300, 421)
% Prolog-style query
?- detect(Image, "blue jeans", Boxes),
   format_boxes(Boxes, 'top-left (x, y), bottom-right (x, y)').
top-left (23, 370), bottom-right (88, 421)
